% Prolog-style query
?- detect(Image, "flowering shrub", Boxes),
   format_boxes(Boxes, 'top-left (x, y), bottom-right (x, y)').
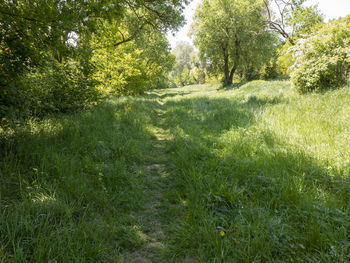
top-left (291, 16), bottom-right (350, 93)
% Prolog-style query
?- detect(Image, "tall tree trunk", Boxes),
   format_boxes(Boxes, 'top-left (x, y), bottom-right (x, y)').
top-left (224, 54), bottom-right (232, 86)
top-left (227, 37), bottom-right (240, 85)
top-left (229, 65), bottom-right (236, 84)
top-left (223, 37), bottom-right (240, 86)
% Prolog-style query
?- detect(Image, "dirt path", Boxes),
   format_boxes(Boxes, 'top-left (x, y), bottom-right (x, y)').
top-left (121, 99), bottom-right (172, 263)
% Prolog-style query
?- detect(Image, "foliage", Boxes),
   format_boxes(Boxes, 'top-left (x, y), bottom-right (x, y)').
top-left (260, 59), bottom-right (279, 80)
top-left (261, 43), bottom-right (294, 80)
top-left (91, 20), bottom-right (175, 96)
top-left (191, 0), bottom-right (276, 86)
top-left (0, 61), bottom-right (99, 125)
top-left (0, 0), bottom-right (185, 76)
top-left (291, 16), bottom-right (350, 93)
top-left (0, 0), bottom-right (187, 126)
top-left (190, 52), bottom-right (207, 84)
top-left (170, 41), bottom-right (198, 87)
top-left (23, 63), bottom-right (99, 114)
top-left (276, 41), bottom-right (295, 76)
top-left (263, 0), bottom-right (324, 45)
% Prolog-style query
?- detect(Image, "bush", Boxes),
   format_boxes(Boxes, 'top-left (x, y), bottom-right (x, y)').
top-left (0, 61), bottom-right (100, 127)
top-left (291, 16), bottom-right (350, 93)
top-left (276, 42), bottom-right (295, 77)
top-left (260, 61), bottom-right (279, 80)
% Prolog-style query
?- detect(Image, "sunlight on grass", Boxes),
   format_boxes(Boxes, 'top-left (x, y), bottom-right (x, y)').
top-left (31, 193), bottom-right (57, 204)
top-left (156, 80), bottom-right (350, 262)
top-left (1, 80), bottom-right (349, 262)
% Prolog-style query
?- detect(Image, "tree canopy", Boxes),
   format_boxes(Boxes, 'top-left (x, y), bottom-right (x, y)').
top-left (191, 0), bottom-right (276, 85)
top-left (263, 0), bottom-right (323, 44)
top-left (0, 0), bottom-right (188, 124)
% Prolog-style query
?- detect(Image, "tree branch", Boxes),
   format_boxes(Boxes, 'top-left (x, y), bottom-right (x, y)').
top-left (263, 0), bottom-right (295, 45)
top-left (113, 37), bottom-right (132, 47)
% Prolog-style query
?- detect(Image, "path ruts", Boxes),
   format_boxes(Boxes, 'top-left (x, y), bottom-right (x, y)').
top-left (121, 98), bottom-right (171, 263)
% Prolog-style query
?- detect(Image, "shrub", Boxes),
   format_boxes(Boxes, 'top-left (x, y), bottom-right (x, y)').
top-left (22, 62), bottom-right (100, 116)
top-left (0, 61), bottom-right (100, 127)
top-left (260, 60), bottom-right (279, 80)
top-left (291, 16), bottom-right (350, 93)
top-left (276, 42), bottom-right (295, 77)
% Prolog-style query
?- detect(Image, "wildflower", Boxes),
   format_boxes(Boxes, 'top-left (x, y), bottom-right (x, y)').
top-left (220, 231), bottom-right (225, 237)
top-left (124, 104), bottom-right (132, 111)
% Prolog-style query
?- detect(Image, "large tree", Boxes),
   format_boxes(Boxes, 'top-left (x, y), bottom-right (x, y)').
top-left (191, 0), bottom-right (275, 86)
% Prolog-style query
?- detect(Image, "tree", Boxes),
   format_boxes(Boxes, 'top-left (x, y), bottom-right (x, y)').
top-left (0, 0), bottom-right (188, 78)
top-left (263, 0), bottom-right (323, 45)
top-left (170, 41), bottom-right (197, 86)
top-left (0, 0), bottom-right (188, 123)
top-left (191, 0), bottom-right (275, 86)
top-left (191, 52), bottom-right (207, 84)
top-left (173, 42), bottom-right (194, 73)
top-left (91, 19), bottom-right (175, 95)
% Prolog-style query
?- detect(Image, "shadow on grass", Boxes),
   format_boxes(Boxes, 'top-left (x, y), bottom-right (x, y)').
top-left (0, 98), bottom-right (165, 262)
top-left (219, 81), bottom-right (249, 90)
top-left (145, 90), bottom-right (192, 100)
top-left (159, 94), bottom-right (350, 261)
top-left (1, 86), bottom-right (349, 262)
top-left (161, 95), bottom-right (284, 136)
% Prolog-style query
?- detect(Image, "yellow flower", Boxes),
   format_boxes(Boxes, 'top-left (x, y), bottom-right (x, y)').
top-left (124, 104), bottom-right (132, 111)
top-left (220, 231), bottom-right (225, 237)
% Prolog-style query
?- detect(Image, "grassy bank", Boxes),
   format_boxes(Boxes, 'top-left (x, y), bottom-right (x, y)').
top-left (161, 81), bottom-right (350, 262)
top-left (1, 80), bottom-right (349, 262)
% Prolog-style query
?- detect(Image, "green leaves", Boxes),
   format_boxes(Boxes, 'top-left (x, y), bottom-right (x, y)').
top-left (170, 41), bottom-right (199, 87)
top-left (291, 15), bottom-right (350, 93)
top-left (191, 0), bottom-right (276, 85)
top-left (0, 0), bottom-right (187, 125)
top-left (264, 0), bottom-right (323, 45)
top-left (91, 19), bottom-right (175, 96)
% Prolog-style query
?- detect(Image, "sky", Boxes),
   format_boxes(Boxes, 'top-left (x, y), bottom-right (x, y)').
top-left (166, 0), bottom-right (350, 49)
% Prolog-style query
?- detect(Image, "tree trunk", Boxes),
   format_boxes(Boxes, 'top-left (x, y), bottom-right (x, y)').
top-left (224, 55), bottom-right (232, 86)
top-left (227, 38), bottom-right (240, 85)
top-left (199, 71), bottom-right (206, 84)
top-left (229, 66), bottom-right (236, 82)
top-left (223, 37), bottom-right (240, 86)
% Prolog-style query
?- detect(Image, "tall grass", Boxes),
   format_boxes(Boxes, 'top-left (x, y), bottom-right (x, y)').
top-left (0, 98), bottom-right (161, 262)
top-left (159, 81), bottom-right (350, 262)
top-left (1, 80), bottom-right (349, 262)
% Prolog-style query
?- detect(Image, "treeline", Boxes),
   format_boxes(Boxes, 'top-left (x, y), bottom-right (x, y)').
top-left (171, 0), bottom-right (349, 91)
top-left (1, 0), bottom-right (349, 126)
top-left (169, 41), bottom-right (206, 87)
top-left (0, 0), bottom-right (188, 126)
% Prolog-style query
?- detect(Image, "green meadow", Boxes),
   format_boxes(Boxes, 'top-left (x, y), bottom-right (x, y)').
top-left (1, 80), bottom-right (350, 262)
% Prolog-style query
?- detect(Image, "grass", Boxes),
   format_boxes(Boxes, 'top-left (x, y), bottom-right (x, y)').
top-left (1, 80), bottom-right (350, 262)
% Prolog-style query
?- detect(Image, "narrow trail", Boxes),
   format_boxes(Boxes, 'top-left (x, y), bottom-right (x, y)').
top-left (123, 98), bottom-right (172, 263)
